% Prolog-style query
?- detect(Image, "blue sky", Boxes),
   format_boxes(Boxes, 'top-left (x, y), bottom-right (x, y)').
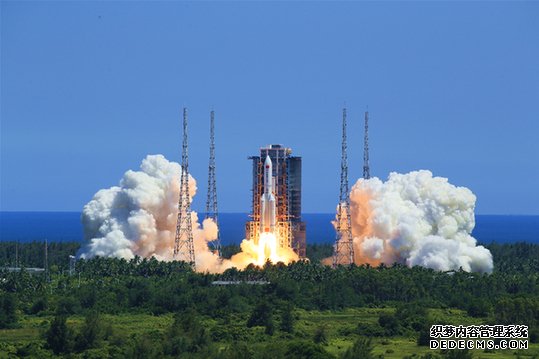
top-left (1, 1), bottom-right (538, 214)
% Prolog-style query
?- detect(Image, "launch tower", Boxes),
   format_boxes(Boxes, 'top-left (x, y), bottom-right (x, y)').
top-left (363, 111), bottom-right (370, 179)
top-left (205, 110), bottom-right (222, 257)
top-left (174, 108), bottom-right (196, 269)
top-left (246, 145), bottom-right (306, 258)
top-left (332, 108), bottom-right (355, 267)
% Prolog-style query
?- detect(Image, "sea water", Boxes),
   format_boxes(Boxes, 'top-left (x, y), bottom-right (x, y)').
top-left (0, 212), bottom-right (537, 245)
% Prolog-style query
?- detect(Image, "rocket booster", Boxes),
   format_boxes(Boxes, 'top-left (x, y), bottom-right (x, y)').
top-left (260, 156), bottom-right (276, 234)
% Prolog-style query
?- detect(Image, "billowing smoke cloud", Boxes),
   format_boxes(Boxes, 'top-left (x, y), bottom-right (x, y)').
top-left (80, 155), bottom-right (223, 270)
top-left (81, 155), bottom-right (489, 273)
top-left (79, 155), bottom-right (297, 272)
top-left (345, 170), bottom-right (493, 273)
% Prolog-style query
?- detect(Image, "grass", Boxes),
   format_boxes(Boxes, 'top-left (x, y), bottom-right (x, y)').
top-left (295, 308), bottom-right (539, 358)
top-left (1, 308), bottom-right (538, 358)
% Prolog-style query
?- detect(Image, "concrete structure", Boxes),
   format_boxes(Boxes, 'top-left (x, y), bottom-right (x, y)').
top-left (246, 144), bottom-right (306, 258)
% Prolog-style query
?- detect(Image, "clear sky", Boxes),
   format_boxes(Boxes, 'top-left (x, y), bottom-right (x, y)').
top-left (1, 1), bottom-right (538, 214)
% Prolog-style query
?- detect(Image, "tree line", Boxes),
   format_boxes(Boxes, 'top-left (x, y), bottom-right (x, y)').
top-left (1, 241), bottom-right (538, 358)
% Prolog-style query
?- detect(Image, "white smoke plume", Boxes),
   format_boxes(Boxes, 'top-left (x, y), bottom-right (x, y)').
top-left (344, 170), bottom-right (493, 273)
top-left (80, 155), bottom-right (224, 271)
top-left (79, 155), bottom-right (297, 272)
top-left (81, 156), bottom-right (488, 273)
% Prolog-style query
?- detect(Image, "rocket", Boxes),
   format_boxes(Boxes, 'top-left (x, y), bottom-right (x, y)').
top-left (260, 155), bottom-right (276, 234)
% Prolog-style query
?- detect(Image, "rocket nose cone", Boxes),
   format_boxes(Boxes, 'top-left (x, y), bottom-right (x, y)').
top-left (265, 156), bottom-right (272, 165)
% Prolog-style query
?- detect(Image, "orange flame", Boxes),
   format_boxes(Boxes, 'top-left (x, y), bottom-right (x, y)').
top-left (227, 232), bottom-right (299, 269)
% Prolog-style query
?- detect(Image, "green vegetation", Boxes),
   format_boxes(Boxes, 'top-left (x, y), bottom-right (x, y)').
top-left (0, 292), bottom-right (18, 329)
top-left (0, 242), bottom-right (538, 358)
top-left (0, 241), bottom-right (80, 271)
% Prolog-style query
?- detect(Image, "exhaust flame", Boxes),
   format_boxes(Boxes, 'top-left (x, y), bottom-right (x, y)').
top-left (227, 233), bottom-right (299, 269)
top-left (79, 155), bottom-right (297, 273)
top-left (258, 233), bottom-right (279, 265)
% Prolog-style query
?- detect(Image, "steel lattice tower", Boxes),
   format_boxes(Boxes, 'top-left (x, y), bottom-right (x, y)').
top-left (44, 239), bottom-right (49, 282)
top-left (174, 108), bottom-right (196, 270)
top-left (333, 107), bottom-right (355, 267)
top-left (363, 111), bottom-right (370, 179)
top-left (205, 110), bottom-right (222, 257)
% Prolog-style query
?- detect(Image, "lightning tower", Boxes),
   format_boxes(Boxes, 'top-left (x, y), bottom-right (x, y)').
top-left (206, 110), bottom-right (222, 257)
top-left (44, 239), bottom-right (50, 282)
top-left (363, 110), bottom-right (370, 179)
top-left (174, 108), bottom-right (196, 270)
top-left (332, 107), bottom-right (355, 267)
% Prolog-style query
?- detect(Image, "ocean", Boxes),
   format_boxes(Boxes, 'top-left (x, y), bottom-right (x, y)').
top-left (0, 212), bottom-right (537, 245)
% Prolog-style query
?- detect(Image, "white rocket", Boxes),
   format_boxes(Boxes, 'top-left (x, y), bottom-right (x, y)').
top-left (260, 155), bottom-right (276, 234)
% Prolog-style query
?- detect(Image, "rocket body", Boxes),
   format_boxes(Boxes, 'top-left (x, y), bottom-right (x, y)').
top-left (260, 156), bottom-right (276, 234)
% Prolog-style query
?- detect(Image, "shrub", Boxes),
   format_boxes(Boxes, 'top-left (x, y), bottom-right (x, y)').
top-left (341, 338), bottom-right (374, 359)
top-left (45, 315), bottom-right (73, 355)
top-left (313, 325), bottom-right (328, 345)
top-left (0, 293), bottom-right (17, 329)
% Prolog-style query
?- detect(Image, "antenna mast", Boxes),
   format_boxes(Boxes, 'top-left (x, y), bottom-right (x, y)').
top-left (332, 107), bottom-right (355, 267)
top-left (44, 239), bottom-right (50, 282)
top-left (363, 111), bottom-right (370, 179)
top-left (206, 110), bottom-right (222, 257)
top-left (15, 241), bottom-right (18, 268)
top-left (173, 107), bottom-right (196, 270)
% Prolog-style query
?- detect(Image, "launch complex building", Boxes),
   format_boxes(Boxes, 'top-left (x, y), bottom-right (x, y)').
top-left (175, 108), bottom-right (364, 268)
top-left (245, 144), bottom-right (307, 258)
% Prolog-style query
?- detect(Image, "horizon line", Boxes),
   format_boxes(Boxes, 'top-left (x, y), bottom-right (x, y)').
top-left (0, 211), bottom-right (538, 217)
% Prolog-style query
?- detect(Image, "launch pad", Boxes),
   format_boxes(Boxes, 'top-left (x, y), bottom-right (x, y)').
top-left (245, 144), bottom-right (306, 259)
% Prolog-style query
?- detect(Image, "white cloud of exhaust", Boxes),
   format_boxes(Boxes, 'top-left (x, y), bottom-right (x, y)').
top-left (347, 170), bottom-right (493, 273)
top-left (79, 154), bottom-right (297, 272)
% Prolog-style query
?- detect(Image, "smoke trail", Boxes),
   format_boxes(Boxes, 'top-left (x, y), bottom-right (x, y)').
top-left (79, 155), bottom-right (297, 272)
top-left (345, 170), bottom-right (493, 273)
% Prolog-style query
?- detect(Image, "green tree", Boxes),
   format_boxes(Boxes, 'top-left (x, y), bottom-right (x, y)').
top-left (313, 325), bottom-right (328, 345)
top-left (280, 304), bottom-right (294, 333)
top-left (45, 314), bottom-right (72, 355)
top-left (126, 333), bottom-right (163, 359)
top-left (163, 309), bottom-right (211, 355)
top-left (0, 292), bottom-right (17, 329)
top-left (417, 323), bottom-right (433, 346)
top-left (247, 301), bottom-right (274, 336)
top-left (378, 313), bottom-right (400, 335)
top-left (75, 310), bottom-right (103, 351)
top-left (15, 342), bottom-right (54, 358)
top-left (467, 298), bottom-right (491, 317)
top-left (395, 302), bottom-right (428, 331)
top-left (55, 296), bottom-right (79, 315)
top-left (265, 316), bottom-right (275, 336)
top-left (285, 340), bottom-right (334, 359)
top-left (29, 296), bottom-right (48, 315)
top-left (403, 354), bottom-right (442, 359)
top-left (444, 349), bottom-right (473, 359)
top-left (341, 338), bottom-right (374, 359)
top-left (219, 342), bottom-right (253, 359)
